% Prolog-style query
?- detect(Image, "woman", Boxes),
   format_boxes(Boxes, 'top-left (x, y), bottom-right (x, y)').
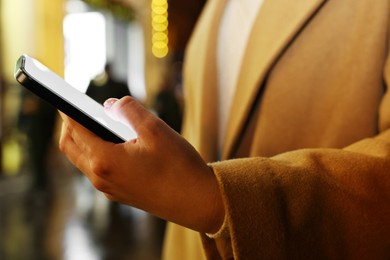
top-left (60, 0), bottom-right (390, 258)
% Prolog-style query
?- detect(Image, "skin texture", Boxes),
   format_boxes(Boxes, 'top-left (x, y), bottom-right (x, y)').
top-left (59, 96), bottom-right (225, 234)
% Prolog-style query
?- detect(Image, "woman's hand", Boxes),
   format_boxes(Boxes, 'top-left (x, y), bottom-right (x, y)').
top-left (59, 96), bottom-right (224, 234)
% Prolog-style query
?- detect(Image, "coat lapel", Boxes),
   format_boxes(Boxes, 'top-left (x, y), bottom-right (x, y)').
top-left (183, 0), bottom-right (227, 162)
top-left (197, 0), bottom-right (227, 161)
top-left (222, 0), bottom-right (327, 159)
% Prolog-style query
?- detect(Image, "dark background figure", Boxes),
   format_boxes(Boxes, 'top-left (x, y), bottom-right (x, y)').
top-left (152, 63), bottom-right (183, 133)
top-left (18, 90), bottom-right (57, 193)
top-left (153, 85), bottom-right (182, 133)
top-left (86, 63), bottom-right (131, 105)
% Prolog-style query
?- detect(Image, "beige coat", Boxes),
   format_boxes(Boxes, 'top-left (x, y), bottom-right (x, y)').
top-left (163, 0), bottom-right (390, 259)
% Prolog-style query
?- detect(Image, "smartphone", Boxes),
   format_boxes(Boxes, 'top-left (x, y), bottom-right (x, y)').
top-left (14, 54), bottom-right (136, 143)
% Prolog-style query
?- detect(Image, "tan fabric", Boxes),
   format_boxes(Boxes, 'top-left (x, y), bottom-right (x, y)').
top-left (162, 223), bottom-right (207, 260)
top-left (163, 0), bottom-right (390, 259)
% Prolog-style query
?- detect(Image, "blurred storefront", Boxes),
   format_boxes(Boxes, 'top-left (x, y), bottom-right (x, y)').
top-left (0, 0), bottom-right (65, 183)
top-left (0, 0), bottom-right (205, 180)
top-left (0, 0), bottom-right (206, 259)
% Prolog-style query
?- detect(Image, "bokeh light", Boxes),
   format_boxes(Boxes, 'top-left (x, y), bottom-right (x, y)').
top-left (151, 0), bottom-right (168, 58)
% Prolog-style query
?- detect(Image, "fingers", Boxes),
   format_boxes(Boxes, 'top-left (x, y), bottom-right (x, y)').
top-left (59, 118), bottom-right (89, 172)
top-left (104, 96), bottom-right (160, 139)
top-left (61, 112), bottom-right (111, 152)
top-left (60, 117), bottom-right (116, 194)
top-left (59, 113), bottom-right (111, 171)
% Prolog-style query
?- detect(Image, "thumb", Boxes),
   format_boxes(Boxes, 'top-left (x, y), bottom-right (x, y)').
top-left (104, 96), bottom-right (155, 138)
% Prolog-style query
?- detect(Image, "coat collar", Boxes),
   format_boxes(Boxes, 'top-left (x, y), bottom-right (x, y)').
top-left (219, 0), bottom-right (327, 158)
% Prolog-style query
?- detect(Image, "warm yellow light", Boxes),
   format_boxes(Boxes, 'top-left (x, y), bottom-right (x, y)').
top-left (152, 21), bottom-right (168, 32)
top-left (152, 32), bottom-right (168, 43)
top-left (153, 14), bottom-right (167, 24)
top-left (153, 41), bottom-right (167, 48)
top-left (152, 6), bottom-right (168, 15)
top-left (152, 23), bottom-right (168, 32)
top-left (152, 45), bottom-right (169, 58)
top-left (151, 0), bottom-right (167, 7)
top-left (151, 0), bottom-right (169, 58)
top-left (151, 2), bottom-right (168, 10)
top-left (2, 139), bottom-right (22, 176)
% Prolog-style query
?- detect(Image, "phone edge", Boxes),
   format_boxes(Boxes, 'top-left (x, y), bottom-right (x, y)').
top-left (14, 55), bottom-right (126, 144)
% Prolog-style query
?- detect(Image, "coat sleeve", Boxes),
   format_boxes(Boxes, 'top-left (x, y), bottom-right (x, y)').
top-left (205, 135), bottom-right (390, 259)
top-left (200, 42), bottom-right (390, 260)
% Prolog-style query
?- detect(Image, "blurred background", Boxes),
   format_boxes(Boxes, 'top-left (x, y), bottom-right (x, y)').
top-left (0, 0), bottom-right (205, 259)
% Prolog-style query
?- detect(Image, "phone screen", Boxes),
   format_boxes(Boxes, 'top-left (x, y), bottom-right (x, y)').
top-left (14, 55), bottom-right (136, 143)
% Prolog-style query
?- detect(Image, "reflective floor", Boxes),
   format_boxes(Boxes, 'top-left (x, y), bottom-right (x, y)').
top-left (0, 149), bottom-right (165, 260)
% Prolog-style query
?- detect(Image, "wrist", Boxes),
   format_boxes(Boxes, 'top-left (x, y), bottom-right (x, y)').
top-left (202, 165), bottom-right (226, 234)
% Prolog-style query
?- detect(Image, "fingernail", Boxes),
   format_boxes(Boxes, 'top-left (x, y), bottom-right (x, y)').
top-left (104, 98), bottom-right (118, 109)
